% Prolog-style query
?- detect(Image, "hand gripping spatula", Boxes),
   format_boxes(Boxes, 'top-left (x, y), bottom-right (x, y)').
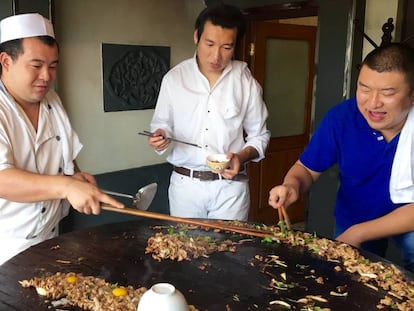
top-left (102, 182), bottom-right (157, 211)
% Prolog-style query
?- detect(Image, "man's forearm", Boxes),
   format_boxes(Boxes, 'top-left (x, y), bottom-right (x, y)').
top-left (283, 161), bottom-right (317, 196)
top-left (354, 203), bottom-right (414, 242)
top-left (0, 168), bottom-right (70, 202)
top-left (237, 146), bottom-right (259, 165)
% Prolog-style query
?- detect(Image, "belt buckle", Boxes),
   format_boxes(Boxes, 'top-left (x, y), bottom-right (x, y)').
top-left (194, 171), bottom-right (203, 179)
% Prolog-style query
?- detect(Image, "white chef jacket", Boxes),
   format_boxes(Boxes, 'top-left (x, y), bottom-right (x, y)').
top-left (150, 56), bottom-right (270, 170)
top-left (0, 82), bottom-right (83, 265)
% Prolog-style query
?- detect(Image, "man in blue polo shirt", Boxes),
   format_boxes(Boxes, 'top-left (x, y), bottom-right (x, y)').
top-left (268, 42), bottom-right (414, 273)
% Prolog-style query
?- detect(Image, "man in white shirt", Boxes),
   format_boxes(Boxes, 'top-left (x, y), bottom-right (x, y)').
top-left (148, 4), bottom-right (270, 220)
top-left (0, 13), bottom-right (123, 264)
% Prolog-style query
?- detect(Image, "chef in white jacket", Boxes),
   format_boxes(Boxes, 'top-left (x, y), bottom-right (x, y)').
top-left (0, 13), bottom-right (123, 265)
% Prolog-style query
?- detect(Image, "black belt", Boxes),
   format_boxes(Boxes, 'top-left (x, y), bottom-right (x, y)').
top-left (174, 166), bottom-right (220, 181)
top-left (173, 166), bottom-right (248, 181)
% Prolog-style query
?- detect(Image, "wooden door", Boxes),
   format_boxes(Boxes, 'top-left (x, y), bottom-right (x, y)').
top-left (401, 0), bottom-right (414, 49)
top-left (246, 21), bottom-right (317, 225)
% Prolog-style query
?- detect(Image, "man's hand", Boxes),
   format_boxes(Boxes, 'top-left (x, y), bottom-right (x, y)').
top-left (64, 177), bottom-right (124, 215)
top-left (220, 153), bottom-right (241, 179)
top-left (72, 171), bottom-right (97, 185)
top-left (220, 147), bottom-right (259, 180)
top-left (268, 161), bottom-right (319, 210)
top-left (148, 128), bottom-right (170, 152)
top-left (268, 184), bottom-right (299, 210)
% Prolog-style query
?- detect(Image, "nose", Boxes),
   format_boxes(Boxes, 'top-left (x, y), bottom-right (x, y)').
top-left (212, 47), bottom-right (221, 62)
top-left (366, 91), bottom-right (383, 109)
top-left (39, 66), bottom-right (53, 82)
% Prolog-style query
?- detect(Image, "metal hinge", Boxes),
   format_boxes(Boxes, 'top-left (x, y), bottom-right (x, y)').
top-left (249, 42), bottom-right (255, 56)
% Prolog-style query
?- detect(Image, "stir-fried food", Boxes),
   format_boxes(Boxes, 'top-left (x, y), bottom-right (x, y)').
top-left (19, 220), bottom-right (414, 311)
top-left (20, 272), bottom-right (199, 311)
top-left (219, 220), bottom-right (414, 311)
top-left (20, 272), bottom-right (146, 311)
top-left (146, 227), bottom-right (236, 261)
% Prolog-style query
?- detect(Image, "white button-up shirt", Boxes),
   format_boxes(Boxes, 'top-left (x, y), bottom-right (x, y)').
top-left (151, 56), bottom-right (270, 170)
top-left (0, 82), bottom-right (82, 264)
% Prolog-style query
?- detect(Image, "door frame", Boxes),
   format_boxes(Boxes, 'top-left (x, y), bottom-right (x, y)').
top-left (236, 2), bottom-right (318, 224)
top-left (248, 22), bottom-right (317, 224)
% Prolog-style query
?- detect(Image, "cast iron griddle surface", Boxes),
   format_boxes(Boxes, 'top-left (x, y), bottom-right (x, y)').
top-left (0, 219), bottom-right (409, 310)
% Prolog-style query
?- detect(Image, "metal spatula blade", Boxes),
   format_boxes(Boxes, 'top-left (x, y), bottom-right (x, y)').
top-left (134, 182), bottom-right (157, 211)
top-left (102, 182), bottom-right (157, 211)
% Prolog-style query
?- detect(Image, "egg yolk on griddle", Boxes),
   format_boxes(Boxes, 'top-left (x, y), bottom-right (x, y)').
top-left (66, 275), bottom-right (77, 283)
top-left (112, 287), bottom-right (128, 297)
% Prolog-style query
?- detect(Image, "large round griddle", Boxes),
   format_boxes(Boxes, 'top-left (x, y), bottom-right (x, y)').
top-left (0, 218), bottom-right (411, 310)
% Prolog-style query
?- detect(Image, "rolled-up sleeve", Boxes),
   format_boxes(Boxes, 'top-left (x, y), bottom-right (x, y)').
top-left (242, 73), bottom-right (270, 161)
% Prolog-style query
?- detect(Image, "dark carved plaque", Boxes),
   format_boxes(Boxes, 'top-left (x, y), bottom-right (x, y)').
top-left (102, 43), bottom-right (170, 112)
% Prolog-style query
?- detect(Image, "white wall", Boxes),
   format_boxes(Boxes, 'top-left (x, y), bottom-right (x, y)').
top-left (52, 0), bottom-right (401, 175)
top-left (54, 0), bottom-right (205, 174)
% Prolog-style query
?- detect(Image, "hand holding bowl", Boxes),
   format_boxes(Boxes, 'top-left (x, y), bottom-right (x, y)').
top-left (206, 154), bottom-right (230, 174)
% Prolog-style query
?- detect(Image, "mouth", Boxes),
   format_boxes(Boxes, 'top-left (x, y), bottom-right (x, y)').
top-left (210, 62), bottom-right (221, 70)
top-left (368, 110), bottom-right (386, 122)
top-left (34, 85), bottom-right (49, 93)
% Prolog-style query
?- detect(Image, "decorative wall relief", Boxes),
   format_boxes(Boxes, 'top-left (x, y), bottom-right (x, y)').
top-left (102, 43), bottom-right (170, 112)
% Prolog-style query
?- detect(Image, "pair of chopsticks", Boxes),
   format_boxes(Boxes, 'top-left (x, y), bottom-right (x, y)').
top-left (101, 205), bottom-right (286, 240)
top-left (278, 206), bottom-right (291, 231)
top-left (138, 130), bottom-right (202, 148)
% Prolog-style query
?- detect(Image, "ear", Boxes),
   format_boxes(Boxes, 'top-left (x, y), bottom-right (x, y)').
top-left (411, 89), bottom-right (414, 106)
top-left (0, 52), bottom-right (12, 72)
top-left (193, 29), bottom-right (198, 45)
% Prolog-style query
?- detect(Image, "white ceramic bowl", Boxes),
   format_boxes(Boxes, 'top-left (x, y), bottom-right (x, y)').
top-left (137, 283), bottom-right (189, 311)
top-left (206, 153), bottom-right (230, 174)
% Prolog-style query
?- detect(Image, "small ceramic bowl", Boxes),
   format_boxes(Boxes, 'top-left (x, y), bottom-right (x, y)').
top-left (206, 153), bottom-right (230, 174)
top-left (137, 283), bottom-right (189, 311)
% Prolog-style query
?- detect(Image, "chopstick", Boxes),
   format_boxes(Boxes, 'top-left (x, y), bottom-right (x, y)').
top-left (278, 205), bottom-right (291, 231)
top-left (138, 130), bottom-right (202, 148)
top-left (101, 205), bottom-right (285, 240)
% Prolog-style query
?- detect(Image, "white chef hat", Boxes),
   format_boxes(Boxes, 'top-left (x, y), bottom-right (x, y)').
top-left (0, 13), bottom-right (55, 44)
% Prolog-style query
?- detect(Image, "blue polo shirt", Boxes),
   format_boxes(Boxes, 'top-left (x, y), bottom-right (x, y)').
top-left (300, 97), bottom-right (404, 231)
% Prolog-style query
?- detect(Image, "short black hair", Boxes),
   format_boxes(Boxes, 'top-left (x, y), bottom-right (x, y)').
top-left (195, 4), bottom-right (246, 45)
top-left (362, 42), bottom-right (414, 91)
top-left (0, 36), bottom-right (57, 75)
